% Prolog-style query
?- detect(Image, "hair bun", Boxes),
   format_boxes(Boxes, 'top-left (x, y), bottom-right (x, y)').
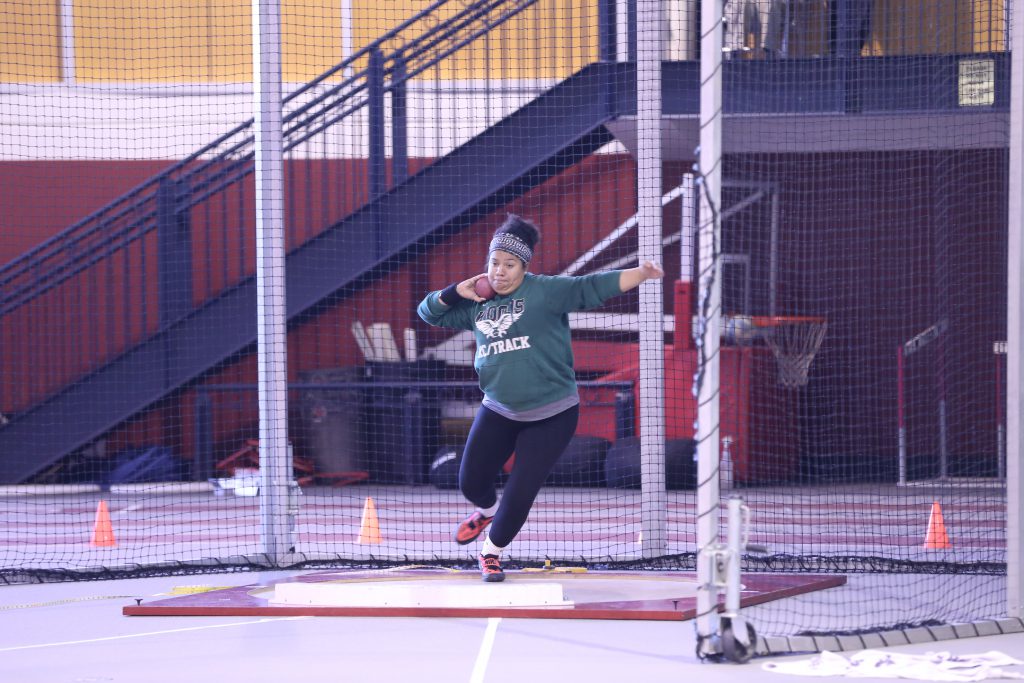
top-left (495, 214), bottom-right (540, 250)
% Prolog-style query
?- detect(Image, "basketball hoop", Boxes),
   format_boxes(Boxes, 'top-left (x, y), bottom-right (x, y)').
top-left (751, 316), bottom-right (828, 388)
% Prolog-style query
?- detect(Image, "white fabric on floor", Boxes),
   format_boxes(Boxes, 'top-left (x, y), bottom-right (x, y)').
top-left (763, 650), bottom-right (1024, 680)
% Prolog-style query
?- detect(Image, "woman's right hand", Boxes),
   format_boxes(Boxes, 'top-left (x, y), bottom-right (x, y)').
top-left (457, 274), bottom-right (489, 302)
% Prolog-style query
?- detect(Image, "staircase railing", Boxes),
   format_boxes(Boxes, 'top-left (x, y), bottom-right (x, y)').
top-left (0, 0), bottom-right (539, 418)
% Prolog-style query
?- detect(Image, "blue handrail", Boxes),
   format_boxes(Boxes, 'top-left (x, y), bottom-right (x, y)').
top-left (0, 0), bottom-right (538, 320)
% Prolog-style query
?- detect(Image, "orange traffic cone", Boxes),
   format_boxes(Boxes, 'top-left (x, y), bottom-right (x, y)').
top-left (90, 500), bottom-right (116, 547)
top-left (923, 501), bottom-right (951, 549)
top-left (356, 497), bottom-right (382, 544)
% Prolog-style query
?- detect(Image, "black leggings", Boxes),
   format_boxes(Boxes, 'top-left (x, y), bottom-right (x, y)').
top-left (459, 404), bottom-right (579, 548)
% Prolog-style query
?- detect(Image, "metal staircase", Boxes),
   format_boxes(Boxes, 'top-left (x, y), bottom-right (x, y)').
top-left (0, 1), bottom-right (632, 483)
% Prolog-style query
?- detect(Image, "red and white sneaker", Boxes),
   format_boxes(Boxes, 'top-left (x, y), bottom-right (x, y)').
top-left (454, 510), bottom-right (493, 545)
top-left (479, 554), bottom-right (505, 582)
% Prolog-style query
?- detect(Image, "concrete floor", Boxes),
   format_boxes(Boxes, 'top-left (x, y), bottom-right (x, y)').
top-left (2, 572), bottom-right (1023, 683)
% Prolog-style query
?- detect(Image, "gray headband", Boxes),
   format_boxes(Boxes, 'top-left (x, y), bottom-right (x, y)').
top-left (489, 233), bottom-right (533, 265)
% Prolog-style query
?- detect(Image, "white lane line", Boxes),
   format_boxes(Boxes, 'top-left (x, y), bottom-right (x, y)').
top-left (469, 617), bottom-right (501, 683)
top-left (0, 616), bottom-right (309, 653)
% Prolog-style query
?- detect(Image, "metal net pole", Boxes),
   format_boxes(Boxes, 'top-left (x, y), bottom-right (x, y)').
top-left (695, 0), bottom-right (725, 654)
top-left (637, 0), bottom-right (667, 557)
top-left (1006, 0), bottom-right (1024, 619)
top-left (253, 0), bottom-right (292, 563)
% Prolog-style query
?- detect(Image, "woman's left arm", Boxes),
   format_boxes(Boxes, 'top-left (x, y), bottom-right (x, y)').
top-left (542, 263), bottom-right (665, 314)
top-left (618, 260), bottom-right (665, 292)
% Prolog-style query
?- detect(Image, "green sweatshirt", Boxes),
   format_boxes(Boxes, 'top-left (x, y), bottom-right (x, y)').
top-left (417, 271), bottom-right (623, 414)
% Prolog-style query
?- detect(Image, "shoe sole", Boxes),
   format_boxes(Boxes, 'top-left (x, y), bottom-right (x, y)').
top-left (482, 573), bottom-right (505, 583)
top-left (454, 518), bottom-right (492, 546)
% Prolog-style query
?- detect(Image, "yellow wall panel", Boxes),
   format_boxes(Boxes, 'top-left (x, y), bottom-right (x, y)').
top-left (4, 1), bottom-right (600, 84)
top-left (283, 0), bottom-right (343, 81)
top-left (205, 0), bottom-right (250, 82)
top-left (351, 0), bottom-right (597, 82)
top-left (75, 0), bottom-right (344, 82)
top-left (864, 0), bottom-right (985, 55)
top-left (972, 0), bottom-right (1006, 52)
top-left (437, 1), bottom-right (598, 80)
top-left (76, 0), bottom-right (214, 81)
top-left (10, 0), bottom-right (1006, 85)
top-left (1, 1), bottom-right (62, 82)
top-left (350, 0), bottom-right (417, 74)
